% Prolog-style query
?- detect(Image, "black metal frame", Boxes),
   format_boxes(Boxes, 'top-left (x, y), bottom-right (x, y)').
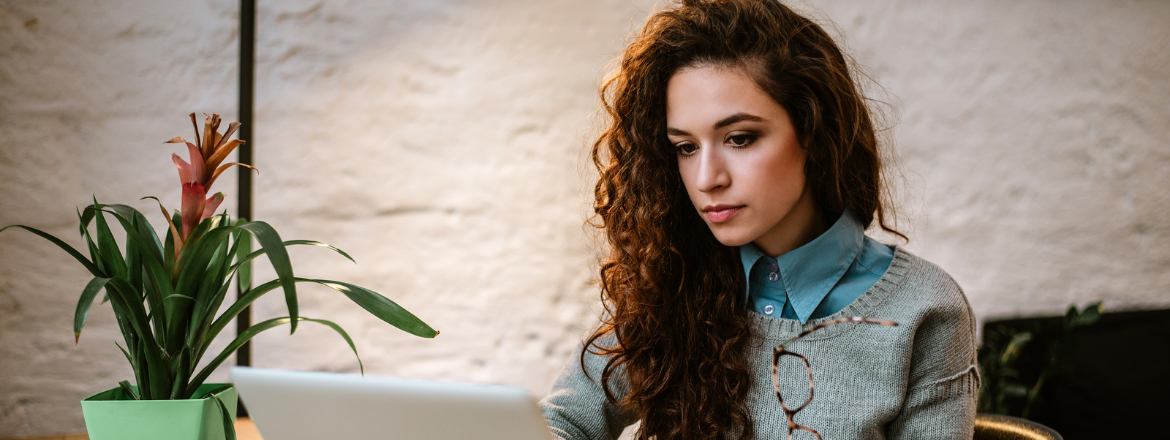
top-left (235, 0), bottom-right (256, 417)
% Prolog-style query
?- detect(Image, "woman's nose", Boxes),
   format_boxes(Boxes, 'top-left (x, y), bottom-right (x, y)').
top-left (694, 146), bottom-right (730, 192)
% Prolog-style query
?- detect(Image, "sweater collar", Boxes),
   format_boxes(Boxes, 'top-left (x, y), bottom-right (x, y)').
top-left (738, 210), bottom-right (865, 324)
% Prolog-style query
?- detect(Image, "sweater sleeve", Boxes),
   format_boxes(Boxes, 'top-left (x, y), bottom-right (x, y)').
top-left (886, 275), bottom-right (981, 439)
top-left (540, 343), bottom-right (637, 440)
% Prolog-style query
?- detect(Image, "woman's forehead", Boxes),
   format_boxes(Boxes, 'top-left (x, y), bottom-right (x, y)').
top-left (665, 66), bottom-right (784, 131)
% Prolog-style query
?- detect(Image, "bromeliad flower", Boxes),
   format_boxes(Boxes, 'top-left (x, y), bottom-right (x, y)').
top-left (168, 113), bottom-right (254, 193)
top-left (161, 113), bottom-right (257, 255)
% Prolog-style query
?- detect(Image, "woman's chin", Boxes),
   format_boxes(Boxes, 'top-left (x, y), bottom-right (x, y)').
top-left (709, 228), bottom-right (756, 248)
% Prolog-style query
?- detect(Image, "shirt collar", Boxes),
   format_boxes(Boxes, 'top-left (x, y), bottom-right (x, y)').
top-left (738, 210), bottom-right (866, 323)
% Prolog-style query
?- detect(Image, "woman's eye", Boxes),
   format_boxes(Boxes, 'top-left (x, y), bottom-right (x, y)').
top-left (727, 134), bottom-right (756, 148)
top-left (676, 142), bottom-right (699, 156)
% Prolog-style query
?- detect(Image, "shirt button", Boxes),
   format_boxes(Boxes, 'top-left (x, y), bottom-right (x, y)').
top-left (768, 272), bottom-right (779, 282)
top-left (763, 304), bottom-right (775, 315)
top-left (768, 261), bottom-right (779, 272)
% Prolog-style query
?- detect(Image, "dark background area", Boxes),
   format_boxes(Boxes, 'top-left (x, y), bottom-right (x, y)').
top-left (982, 308), bottom-right (1170, 439)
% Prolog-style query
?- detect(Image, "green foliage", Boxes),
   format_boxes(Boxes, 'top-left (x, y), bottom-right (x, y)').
top-left (976, 302), bottom-right (1102, 418)
top-left (2, 200), bottom-right (438, 402)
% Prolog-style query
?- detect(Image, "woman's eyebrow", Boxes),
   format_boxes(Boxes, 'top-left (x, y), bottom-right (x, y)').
top-left (714, 112), bottom-right (765, 129)
top-left (667, 112), bottom-right (767, 137)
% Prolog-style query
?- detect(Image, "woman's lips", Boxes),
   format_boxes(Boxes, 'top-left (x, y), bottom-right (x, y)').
top-left (704, 206), bottom-right (743, 223)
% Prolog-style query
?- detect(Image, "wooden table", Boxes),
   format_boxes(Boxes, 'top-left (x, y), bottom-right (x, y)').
top-left (12, 418), bottom-right (264, 440)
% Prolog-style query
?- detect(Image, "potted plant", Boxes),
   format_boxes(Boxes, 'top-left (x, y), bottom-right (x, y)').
top-left (1, 113), bottom-right (438, 440)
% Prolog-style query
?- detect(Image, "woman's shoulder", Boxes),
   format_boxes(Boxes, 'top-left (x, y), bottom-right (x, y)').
top-left (572, 333), bottom-right (629, 389)
top-left (887, 246), bottom-right (967, 302)
top-left (882, 247), bottom-right (980, 395)
top-left (876, 246), bottom-right (976, 331)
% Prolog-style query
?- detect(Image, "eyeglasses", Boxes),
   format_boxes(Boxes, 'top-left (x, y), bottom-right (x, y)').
top-left (771, 316), bottom-right (898, 440)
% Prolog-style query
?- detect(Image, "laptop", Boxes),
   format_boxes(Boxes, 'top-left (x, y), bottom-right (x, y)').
top-left (230, 367), bottom-right (554, 440)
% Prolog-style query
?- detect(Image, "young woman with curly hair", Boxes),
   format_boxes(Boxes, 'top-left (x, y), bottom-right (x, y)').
top-left (540, 0), bottom-right (979, 439)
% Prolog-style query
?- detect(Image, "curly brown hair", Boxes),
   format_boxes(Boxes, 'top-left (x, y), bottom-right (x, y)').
top-left (584, 0), bottom-right (900, 439)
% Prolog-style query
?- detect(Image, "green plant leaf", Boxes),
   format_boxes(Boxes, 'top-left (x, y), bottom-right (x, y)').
top-left (1000, 331), bottom-right (1032, 365)
top-left (74, 277), bottom-right (111, 344)
top-left (187, 316), bottom-right (357, 397)
top-left (0, 225), bottom-right (103, 277)
top-left (119, 321), bottom-right (145, 395)
top-left (77, 208), bottom-right (105, 280)
top-left (236, 221), bottom-right (297, 334)
top-left (91, 200), bottom-right (128, 279)
top-left (1072, 302), bottom-right (1103, 328)
top-left (222, 238), bottom-right (351, 305)
top-left (162, 294), bottom-right (198, 303)
top-left (221, 239), bottom-right (354, 327)
top-left (231, 240), bottom-right (356, 272)
top-left (92, 203), bottom-right (166, 269)
top-left (166, 220), bottom-right (233, 351)
top-left (302, 317), bottom-right (365, 374)
top-left (191, 236), bottom-right (231, 312)
top-left (132, 337), bottom-right (151, 398)
top-left (114, 343), bottom-right (143, 398)
top-left (233, 224), bottom-right (253, 291)
top-left (97, 205), bottom-right (174, 344)
top-left (187, 260), bottom-right (240, 354)
top-left (164, 210), bottom-right (179, 275)
top-left (300, 240), bottom-right (356, 263)
top-left (125, 237), bottom-right (143, 294)
top-left (1003, 383), bottom-right (1029, 398)
top-left (172, 211), bottom-right (221, 282)
top-left (198, 277), bottom-right (284, 360)
top-left (85, 204), bottom-right (160, 253)
top-left (105, 278), bottom-right (170, 399)
top-left (304, 279), bottom-right (437, 338)
top-left (125, 202), bottom-right (166, 264)
top-left (140, 267), bottom-right (169, 343)
top-left (201, 277), bottom-right (436, 361)
top-left (185, 237), bottom-right (235, 350)
top-left (170, 346), bottom-right (192, 400)
top-left (118, 380), bottom-right (141, 400)
top-left (199, 385), bottom-right (237, 440)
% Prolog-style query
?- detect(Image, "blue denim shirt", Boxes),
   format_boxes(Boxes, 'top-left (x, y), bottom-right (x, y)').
top-left (739, 211), bottom-right (894, 324)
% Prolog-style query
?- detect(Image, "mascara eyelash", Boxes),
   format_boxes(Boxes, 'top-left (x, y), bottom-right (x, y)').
top-left (727, 134), bottom-right (758, 148)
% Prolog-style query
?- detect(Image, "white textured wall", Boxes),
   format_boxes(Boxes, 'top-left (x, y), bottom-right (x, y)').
top-left (1, 0), bottom-right (1167, 437)
top-left (812, 0), bottom-right (1170, 319)
top-left (0, 1), bottom-right (243, 437)
top-left (241, 0), bottom-right (657, 390)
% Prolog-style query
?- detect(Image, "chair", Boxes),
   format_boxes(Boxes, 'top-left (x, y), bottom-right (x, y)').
top-left (974, 414), bottom-right (1062, 440)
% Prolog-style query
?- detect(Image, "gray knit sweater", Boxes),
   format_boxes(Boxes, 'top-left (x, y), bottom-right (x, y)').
top-left (541, 247), bottom-right (980, 439)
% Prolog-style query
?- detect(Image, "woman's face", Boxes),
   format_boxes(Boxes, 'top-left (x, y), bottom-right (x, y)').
top-left (666, 65), bottom-right (821, 256)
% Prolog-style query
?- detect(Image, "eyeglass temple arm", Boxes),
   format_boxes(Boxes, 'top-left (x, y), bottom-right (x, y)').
top-left (776, 316), bottom-right (899, 348)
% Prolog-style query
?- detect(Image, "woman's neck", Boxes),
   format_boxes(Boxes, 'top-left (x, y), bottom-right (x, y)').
top-left (752, 189), bottom-right (829, 258)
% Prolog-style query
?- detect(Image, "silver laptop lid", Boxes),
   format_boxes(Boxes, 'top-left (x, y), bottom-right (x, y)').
top-left (231, 367), bottom-right (554, 440)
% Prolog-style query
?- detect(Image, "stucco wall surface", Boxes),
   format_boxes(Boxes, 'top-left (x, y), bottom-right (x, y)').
top-left (1, 0), bottom-right (1167, 438)
top-left (0, 1), bottom-right (243, 437)
top-left (812, 0), bottom-right (1170, 318)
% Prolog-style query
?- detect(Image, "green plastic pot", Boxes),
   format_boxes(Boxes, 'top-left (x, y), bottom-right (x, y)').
top-left (80, 384), bottom-right (237, 440)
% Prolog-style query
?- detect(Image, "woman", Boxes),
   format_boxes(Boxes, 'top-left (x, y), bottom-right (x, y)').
top-left (541, 1), bottom-right (979, 439)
